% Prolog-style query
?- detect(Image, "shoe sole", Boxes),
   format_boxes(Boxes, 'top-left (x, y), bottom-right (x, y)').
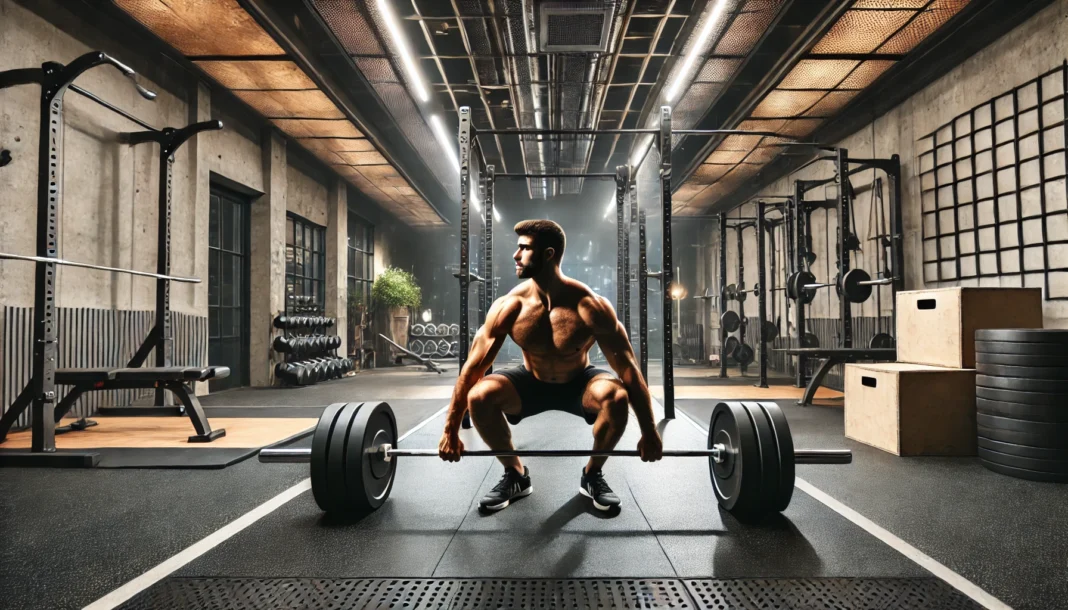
top-left (578, 486), bottom-right (618, 512)
top-left (480, 486), bottom-right (532, 511)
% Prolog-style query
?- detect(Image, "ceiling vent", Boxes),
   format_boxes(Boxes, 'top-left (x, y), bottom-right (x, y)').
top-left (538, 2), bottom-right (615, 52)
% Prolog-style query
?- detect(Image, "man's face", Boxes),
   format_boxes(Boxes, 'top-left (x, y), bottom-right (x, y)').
top-left (514, 236), bottom-right (547, 278)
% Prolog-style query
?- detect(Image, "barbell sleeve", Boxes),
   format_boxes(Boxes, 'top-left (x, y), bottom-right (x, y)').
top-left (857, 278), bottom-right (894, 286)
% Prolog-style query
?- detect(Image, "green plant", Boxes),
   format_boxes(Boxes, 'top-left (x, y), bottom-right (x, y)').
top-left (372, 267), bottom-right (422, 310)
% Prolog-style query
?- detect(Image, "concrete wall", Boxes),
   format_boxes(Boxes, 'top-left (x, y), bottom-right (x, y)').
top-left (0, 0), bottom-right (424, 392)
top-left (702, 0), bottom-right (1068, 340)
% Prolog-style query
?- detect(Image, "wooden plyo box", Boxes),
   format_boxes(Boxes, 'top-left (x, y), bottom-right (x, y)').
top-left (844, 363), bottom-right (977, 456)
top-left (896, 287), bottom-right (1042, 369)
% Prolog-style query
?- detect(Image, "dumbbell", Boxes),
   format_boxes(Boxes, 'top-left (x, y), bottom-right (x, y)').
top-left (273, 315), bottom-right (289, 330)
top-left (272, 335), bottom-right (292, 353)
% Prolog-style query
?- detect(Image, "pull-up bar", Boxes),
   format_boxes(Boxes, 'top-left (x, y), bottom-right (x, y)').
top-left (495, 172), bottom-right (619, 179)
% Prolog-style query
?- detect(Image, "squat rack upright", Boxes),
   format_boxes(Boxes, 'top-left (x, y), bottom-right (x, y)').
top-left (455, 105), bottom-right (803, 419)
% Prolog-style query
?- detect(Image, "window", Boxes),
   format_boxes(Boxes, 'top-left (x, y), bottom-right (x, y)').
top-left (286, 214), bottom-right (326, 309)
top-left (347, 213), bottom-right (374, 319)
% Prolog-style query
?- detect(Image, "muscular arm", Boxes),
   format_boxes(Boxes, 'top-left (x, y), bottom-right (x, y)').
top-left (443, 296), bottom-right (519, 434)
top-left (584, 296), bottom-right (658, 436)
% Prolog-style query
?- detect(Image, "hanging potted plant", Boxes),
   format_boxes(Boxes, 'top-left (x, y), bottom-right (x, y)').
top-left (371, 267), bottom-right (422, 355)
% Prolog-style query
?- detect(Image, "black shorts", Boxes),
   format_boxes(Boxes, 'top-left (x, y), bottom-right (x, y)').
top-left (488, 365), bottom-right (615, 425)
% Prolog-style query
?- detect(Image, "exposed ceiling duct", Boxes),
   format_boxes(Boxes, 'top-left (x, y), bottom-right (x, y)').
top-left (485, 1), bottom-right (628, 198)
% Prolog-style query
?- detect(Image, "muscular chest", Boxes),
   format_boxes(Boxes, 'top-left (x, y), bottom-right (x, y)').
top-left (511, 305), bottom-right (591, 355)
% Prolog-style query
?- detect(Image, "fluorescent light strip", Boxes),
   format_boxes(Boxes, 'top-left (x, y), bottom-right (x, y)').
top-left (665, 0), bottom-right (730, 103)
top-left (377, 0), bottom-right (429, 103)
top-left (493, 206), bottom-right (501, 223)
top-left (429, 114), bottom-right (460, 171)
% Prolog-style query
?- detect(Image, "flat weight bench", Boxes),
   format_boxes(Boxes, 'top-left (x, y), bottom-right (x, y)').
top-left (51, 366), bottom-right (229, 442)
top-left (774, 348), bottom-right (896, 407)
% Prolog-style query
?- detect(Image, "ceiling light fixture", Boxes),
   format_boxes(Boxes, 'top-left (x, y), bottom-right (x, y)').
top-left (429, 114), bottom-right (459, 170)
top-left (665, 0), bottom-right (730, 103)
top-left (377, 0), bottom-right (429, 103)
top-left (603, 200), bottom-right (617, 220)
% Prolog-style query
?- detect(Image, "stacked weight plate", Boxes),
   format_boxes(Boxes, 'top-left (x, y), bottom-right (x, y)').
top-left (974, 329), bottom-right (1068, 482)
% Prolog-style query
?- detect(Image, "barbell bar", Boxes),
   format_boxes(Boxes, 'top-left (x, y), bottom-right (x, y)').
top-left (791, 268), bottom-right (892, 305)
top-left (0, 252), bottom-right (201, 283)
top-left (260, 446), bottom-right (852, 464)
top-left (258, 401), bottom-right (852, 518)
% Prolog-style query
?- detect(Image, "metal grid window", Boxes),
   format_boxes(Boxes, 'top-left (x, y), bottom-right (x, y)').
top-left (286, 215), bottom-right (326, 309)
top-left (347, 214), bottom-right (374, 314)
top-left (918, 61), bottom-right (1068, 300)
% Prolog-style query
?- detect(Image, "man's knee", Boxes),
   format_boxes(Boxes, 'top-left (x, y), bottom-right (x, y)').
top-left (596, 384), bottom-right (629, 422)
top-left (468, 381), bottom-right (505, 418)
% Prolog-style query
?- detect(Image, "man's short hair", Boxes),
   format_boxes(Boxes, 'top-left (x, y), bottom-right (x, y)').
top-left (514, 219), bottom-right (566, 263)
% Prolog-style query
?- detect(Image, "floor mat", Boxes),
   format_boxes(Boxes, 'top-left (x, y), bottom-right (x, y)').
top-left (0, 417), bottom-right (315, 468)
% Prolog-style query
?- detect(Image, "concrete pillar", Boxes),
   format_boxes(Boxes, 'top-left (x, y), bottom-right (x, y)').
top-left (189, 81), bottom-right (211, 395)
top-left (326, 178), bottom-right (348, 358)
top-left (250, 130), bottom-right (287, 386)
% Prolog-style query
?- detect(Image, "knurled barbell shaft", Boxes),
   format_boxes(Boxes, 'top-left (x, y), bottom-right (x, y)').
top-left (258, 447), bottom-right (851, 464)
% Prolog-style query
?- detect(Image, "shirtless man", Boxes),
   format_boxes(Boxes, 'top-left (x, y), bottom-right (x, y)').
top-left (438, 219), bottom-right (663, 512)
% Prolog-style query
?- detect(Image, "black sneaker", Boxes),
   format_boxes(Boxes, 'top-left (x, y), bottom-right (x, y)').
top-left (479, 466), bottom-right (532, 511)
top-left (579, 468), bottom-right (620, 511)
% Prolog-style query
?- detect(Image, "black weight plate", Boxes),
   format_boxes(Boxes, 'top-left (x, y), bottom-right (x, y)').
top-left (976, 329), bottom-right (1068, 344)
top-left (786, 272), bottom-right (799, 300)
top-left (801, 332), bottom-right (820, 348)
top-left (977, 397), bottom-right (1068, 423)
top-left (977, 374), bottom-right (1068, 394)
top-left (311, 403), bottom-right (358, 513)
top-left (754, 402), bottom-right (795, 512)
top-left (976, 386), bottom-right (1068, 406)
top-left (741, 402), bottom-right (779, 519)
top-left (975, 340), bottom-right (1068, 357)
top-left (978, 425), bottom-right (1059, 448)
top-left (977, 413), bottom-right (1068, 439)
top-left (975, 363), bottom-right (1068, 380)
top-left (723, 336), bottom-right (740, 358)
top-left (762, 320), bottom-right (779, 343)
top-left (869, 333), bottom-right (895, 349)
top-left (977, 437), bottom-right (1068, 460)
top-left (841, 268), bottom-right (873, 304)
top-left (326, 404), bottom-right (366, 511)
top-left (977, 447), bottom-right (1068, 474)
top-left (344, 401), bottom-right (397, 513)
top-left (709, 402), bottom-right (763, 517)
top-left (721, 310), bottom-right (741, 334)
top-left (734, 343), bottom-right (755, 366)
top-left (796, 271), bottom-right (817, 306)
top-left (979, 459), bottom-right (1068, 483)
top-left (977, 425), bottom-right (1066, 447)
top-left (976, 351), bottom-right (1068, 367)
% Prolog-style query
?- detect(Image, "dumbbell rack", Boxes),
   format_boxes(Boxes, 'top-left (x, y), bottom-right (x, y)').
top-left (407, 323), bottom-right (462, 360)
top-left (272, 295), bottom-right (351, 386)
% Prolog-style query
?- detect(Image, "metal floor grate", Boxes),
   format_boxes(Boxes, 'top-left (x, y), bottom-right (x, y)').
top-left (685, 578), bottom-right (982, 610)
top-left (118, 577), bottom-right (982, 609)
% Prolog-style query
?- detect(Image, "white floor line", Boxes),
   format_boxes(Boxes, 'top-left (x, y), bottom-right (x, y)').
top-left (671, 406), bottom-right (1012, 610)
top-left (82, 403), bottom-right (451, 610)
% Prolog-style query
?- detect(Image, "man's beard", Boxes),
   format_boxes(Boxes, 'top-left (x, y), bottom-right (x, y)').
top-left (516, 259), bottom-right (542, 278)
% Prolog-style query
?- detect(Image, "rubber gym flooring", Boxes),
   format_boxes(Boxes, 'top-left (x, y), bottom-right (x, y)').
top-left (2, 364), bottom-right (1065, 609)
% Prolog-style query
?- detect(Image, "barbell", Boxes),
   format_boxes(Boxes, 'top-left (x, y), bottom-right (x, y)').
top-left (259, 401), bottom-right (851, 519)
top-left (788, 269), bottom-right (892, 305)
